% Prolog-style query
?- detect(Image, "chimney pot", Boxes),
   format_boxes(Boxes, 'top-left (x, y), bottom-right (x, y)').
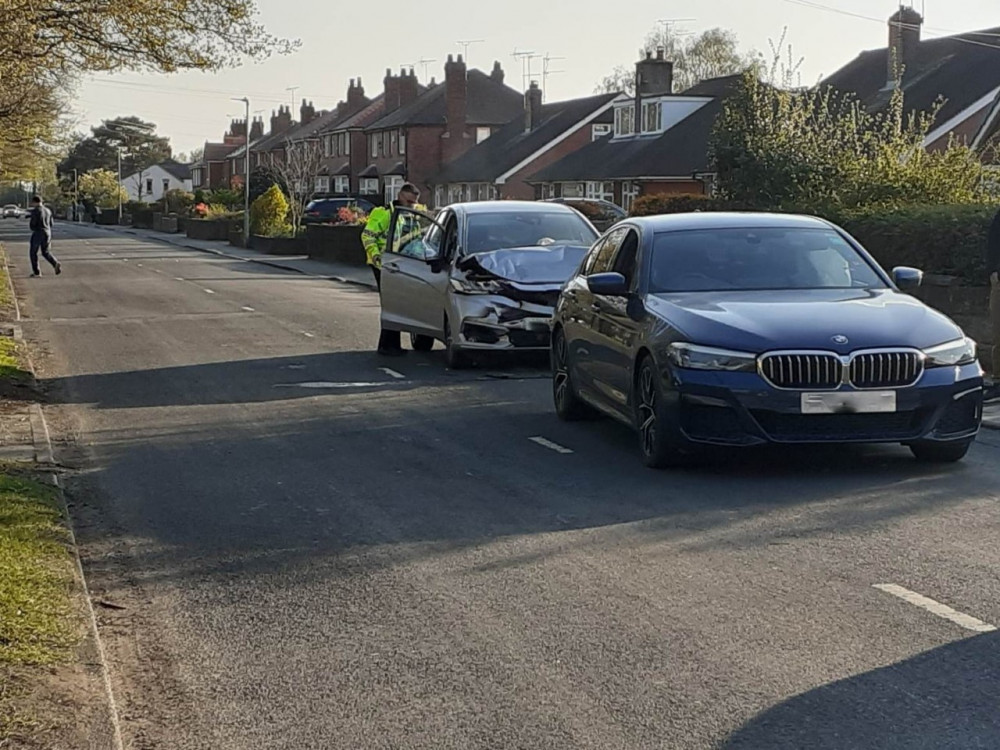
top-left (656, 47), bottom-right (665, 60)
top-left (887, 6), bottom-right (923, 85)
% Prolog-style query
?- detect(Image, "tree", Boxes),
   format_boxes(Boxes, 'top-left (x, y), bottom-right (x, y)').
top-left (175, 147), bottom-right (204, 165)
top-left (78, 169), bottom-right (127, 208)
top-left (59, 117), bottom-right (172, 199)
top-left (271, 140), bottom-right (324, 234)
top-left (597, 26), bottom-right (755, 95)
top-left (710, 67), bottom-right (989, 212)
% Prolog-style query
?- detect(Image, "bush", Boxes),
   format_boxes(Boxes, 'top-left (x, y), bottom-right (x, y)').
top-left (250, 184), bottom-right (290, 237)
top-left (208, 187), bottom-right (244, 210)
top-left (629, 193), bottom-right (750, 216)
top-left (163, 189), bottom-right (194, 215)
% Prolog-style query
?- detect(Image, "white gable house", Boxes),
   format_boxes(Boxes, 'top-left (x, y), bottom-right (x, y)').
top-left (121, 161), bottom-right (193, 203)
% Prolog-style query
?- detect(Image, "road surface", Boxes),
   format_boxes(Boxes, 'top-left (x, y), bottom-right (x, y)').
top-left (5, 220), bottom-right (1000, 749)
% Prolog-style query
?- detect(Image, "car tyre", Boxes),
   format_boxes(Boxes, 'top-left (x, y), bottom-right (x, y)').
top-left (552, 328), bottom-right (597, 421)
top-left (635, 356), bottom-right (689, 469)
top-left (909, 439), bottom-right (973, 464)
top-left (444, 317), bottom-right (471, 370)
top-left (410, 333), bottom-right (435, 352)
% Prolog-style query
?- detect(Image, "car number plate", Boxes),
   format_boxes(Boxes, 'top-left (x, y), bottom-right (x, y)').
top-left (800, 391), bottom-right (897, 414)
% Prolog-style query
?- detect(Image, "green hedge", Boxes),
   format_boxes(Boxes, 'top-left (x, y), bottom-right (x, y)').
top-left (631, 196), bottom-right (998, 285)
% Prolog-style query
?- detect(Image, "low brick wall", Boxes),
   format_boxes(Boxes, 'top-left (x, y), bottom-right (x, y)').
top-left (95, 212), bottom-right (120, 226)
top-left (249, 235), bottom-right (307, 256)
top-left (152, 213), bottom-right (180, 233)
top-left (186, 219), bottom-right (233, 241)
top-left (305, 224), bottom-right (365, 266)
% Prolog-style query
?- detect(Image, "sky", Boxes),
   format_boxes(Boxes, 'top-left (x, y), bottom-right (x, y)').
top-left (73, 0), bottom-right (999, 157)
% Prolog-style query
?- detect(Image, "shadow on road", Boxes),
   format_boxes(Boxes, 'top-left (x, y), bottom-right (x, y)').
top-left (723, 632), bottom-right (1000, 749)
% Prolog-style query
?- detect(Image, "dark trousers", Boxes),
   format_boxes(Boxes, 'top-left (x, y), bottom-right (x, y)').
top-left (30, 234), bottom-right (58, 275)
top-left (371, 266), bottom-right (402, 351)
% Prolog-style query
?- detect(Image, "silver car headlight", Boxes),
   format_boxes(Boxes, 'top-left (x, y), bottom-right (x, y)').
top-left (667, 343), bottom-right (757, 372)
top-left (923, 337), bottom-right (977, 367)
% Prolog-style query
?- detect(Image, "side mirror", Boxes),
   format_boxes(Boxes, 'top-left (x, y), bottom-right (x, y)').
top-left (892, 266), bottom-right (923, 291)
top-left (587, 272), bottom-right (629, 296)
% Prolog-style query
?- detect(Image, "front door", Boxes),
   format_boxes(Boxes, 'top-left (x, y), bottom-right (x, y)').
top-left (380, 209), bottom-right (447, 338)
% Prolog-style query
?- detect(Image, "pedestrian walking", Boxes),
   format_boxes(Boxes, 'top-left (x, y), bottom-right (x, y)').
top-left (27, 196), bottom-right (61, 278)
top-left (362, 183), bottom-right (422, 356)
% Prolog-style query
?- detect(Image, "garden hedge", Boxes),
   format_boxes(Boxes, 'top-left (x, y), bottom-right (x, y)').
top-left (630, 195), bottom-right (998, 285)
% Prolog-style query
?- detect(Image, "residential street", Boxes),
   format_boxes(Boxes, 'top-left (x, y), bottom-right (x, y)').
top-left (5, 220), bottom-right (1000, 749)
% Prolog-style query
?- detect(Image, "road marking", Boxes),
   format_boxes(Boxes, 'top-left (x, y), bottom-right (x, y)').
top-left (379, 367), bottom-right (405, 380)
top-left (874, 584), bottom-right (997, 633)
top-left (241, 306), bottom-right (255, 312)
top-left (275, 382), bottom-right (393, 389)
top-left (154, 269), bottom-right (163, 274)
top-left (529, 436), bottom-right (574, 455)
top-left (174, 277), bottom-right (184, 281)
top-left (203, 288), bottom-right (215, 294)
top-left (136, 263), bottom-right (143, 267)
top-left (302, 332), bottom-right (315, 338)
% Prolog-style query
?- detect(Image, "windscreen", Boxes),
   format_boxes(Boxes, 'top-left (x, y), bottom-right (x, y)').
top-left (649, 227), bottom-right (888, 292)
top-left (465, 211), bottom-right (598, 254)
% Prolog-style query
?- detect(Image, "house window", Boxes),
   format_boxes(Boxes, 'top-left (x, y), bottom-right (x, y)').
top-left (162, 178), bottom-right (170, 195)
top-left (540, 183), bottom-right (555, 200)
top-left (145, 177), bottom-right (153, 194)
top-left (614, 105), bottom-right (634, 137)
top-left (334, 176), bottom-right (350, 194)
top-left (384, 175), bottom-right (403, 203)
top-left (642, 101), bottom-right (662, 133)
top-left (360, 177), bottom-right (379, 195)
top-left (586, 181), bottom-right (614, 202)
top-left (390, 130), bottom-right (398, 156)
top-left (399, 130), bottom-right (406, 155)
top-left (561, 182), bottom-right (585, 198)
top-left (434, 185), bottom-right (445, 207)
top-left (370, 135), bottom-right (377, 158)
top-left (315, 176), bottom-right (331, 194)
top-left (622, 182), bottom-right (640, 212)
top-left (448, 184), bottom-right (463, 204)
top-left (344, 133), bottom-right (350, 155)
top-left (476, 127), bottom-right (492, 144)
top-left (477, 184), bottom-right (492, 201)
top-left (592, 124), bottom-right (612, 141)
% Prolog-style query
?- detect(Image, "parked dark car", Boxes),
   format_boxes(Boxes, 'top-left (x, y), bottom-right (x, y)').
top-left (551, 212), bottom-right (983, 468)
top-left (542, 198), bottom-right (626, 232)
top-left (302, 197), bottom-right (376, 225)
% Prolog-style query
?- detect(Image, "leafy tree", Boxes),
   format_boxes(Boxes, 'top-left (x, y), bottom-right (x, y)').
top-left (250, 184), bottom-right (290, 237)
top-left (710, 67), bottom-right (989, 212)
top-left (249, 165), bottom-right (288, 204)
top-left (598, 26), bottom-right (755, 95)
top-left (271, 140), bottom-right (324, 234)
top-left (78, 169), bottom-right (127, 208)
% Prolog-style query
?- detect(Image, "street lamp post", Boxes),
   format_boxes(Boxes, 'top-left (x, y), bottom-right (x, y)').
top-left (73, 169), bottom-right (79, 222)
top-left (233, 97), bottom-right (251, 246)
top-left (117, 147), bottom-right (123, 223)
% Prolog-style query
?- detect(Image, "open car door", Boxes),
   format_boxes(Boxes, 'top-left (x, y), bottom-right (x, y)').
top-left (379, 208), bottom-right (449, 339)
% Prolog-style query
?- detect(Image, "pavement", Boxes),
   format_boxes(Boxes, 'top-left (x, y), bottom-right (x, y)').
top-left (5, 219), bottom-right (1000, 749)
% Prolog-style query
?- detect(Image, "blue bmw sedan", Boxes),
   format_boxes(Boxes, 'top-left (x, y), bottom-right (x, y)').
top-left (551, 213), bottom-right (984, 468)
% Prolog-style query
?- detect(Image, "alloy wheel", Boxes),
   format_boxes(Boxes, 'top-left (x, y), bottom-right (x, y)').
top-left (638, 365), bottom-right (658, 457)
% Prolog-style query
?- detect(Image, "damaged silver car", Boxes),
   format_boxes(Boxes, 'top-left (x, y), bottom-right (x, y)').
top-left (380, 201), bottom-right (600, 368)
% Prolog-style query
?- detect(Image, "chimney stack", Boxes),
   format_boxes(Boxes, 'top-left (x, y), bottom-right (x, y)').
top-left (888, 6), bottom-right (923, 85)
top-left (300, 99), bottom-right (317, 125)
top-left (250, 117), bottom-right (264, 141)
top-left (384, 68), bottom-right (402, 114)
top-left (270, 105), bottom-right (293, 134)
top-left (525, 81), bottom-right (543, 132)
top-left (491, 60), bottom-right (505, 85)
top-left (400, 67), bottom-right (419, 108)
top-left (443, 54), bottom-right (470, 161)
top-left (347, 78), bottom-right (367, 115)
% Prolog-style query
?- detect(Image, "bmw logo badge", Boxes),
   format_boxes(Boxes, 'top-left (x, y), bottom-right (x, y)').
top-left (832, 335), bottom-right (849, 345)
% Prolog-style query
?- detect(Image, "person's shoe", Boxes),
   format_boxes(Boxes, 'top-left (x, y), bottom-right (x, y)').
top-left (54, 263), bottom-right (61, 275)
top-left (377, 348), bottom-right (407, 357)
top-left (29, 272), bottom-right (40, 278)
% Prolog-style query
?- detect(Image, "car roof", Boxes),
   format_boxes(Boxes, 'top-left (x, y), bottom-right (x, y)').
top-left (627, 212), bottom-right (835, 231)
top-left (446, 200), bottom-right (581, 217)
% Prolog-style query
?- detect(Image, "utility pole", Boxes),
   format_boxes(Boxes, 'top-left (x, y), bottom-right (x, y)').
top-left (73, 169), bottom-right (79, 222)
top-left (233, 97), bottom-right (251, 246)
top-left (286, 86), bottom-right (299, 114)
top-left (117, 147), bottom-right (123, 223)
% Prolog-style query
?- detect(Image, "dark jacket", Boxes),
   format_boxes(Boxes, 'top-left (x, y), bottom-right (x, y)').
top-left (29, 204), bottom-right (53, 237)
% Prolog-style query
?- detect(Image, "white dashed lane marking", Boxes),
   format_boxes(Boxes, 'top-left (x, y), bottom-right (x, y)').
top-left (379, 368), bottom-right (405, 380)
top-left (275, 382), bottom-right (392, 389)
top-left (302, 332), bottom-right (315, 338)
top-left (529, 436), bottom-right (574, 455)
top-left (203, 289), bottom-right (215, 294)
top-left (874, 584), bottom-right (997, 633)
top-left (241, 306), bottom-right (255, 312)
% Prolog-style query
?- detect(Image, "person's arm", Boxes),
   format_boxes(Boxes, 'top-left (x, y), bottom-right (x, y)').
top-left (361, 209), bottom-right (387, 267)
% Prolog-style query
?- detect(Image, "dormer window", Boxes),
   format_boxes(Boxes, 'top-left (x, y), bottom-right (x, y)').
top-left (614, 105), bottom-right (635, 137)
top-left (642, 101), bottom-right (663, 133)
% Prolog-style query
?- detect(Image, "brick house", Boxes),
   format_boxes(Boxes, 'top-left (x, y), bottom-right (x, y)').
top-left (224, 105), bottom-right (297, 186)
top-left (530, 52), bottom-right (741, 210)
top-left (823, 9), bottom-right (1000, 156)
top-left (430, 84), bottom-right (623, 205)
top-left (360, 56), bottom-right (524, 205)
top-left (191, 118), bottom-right (262, 191)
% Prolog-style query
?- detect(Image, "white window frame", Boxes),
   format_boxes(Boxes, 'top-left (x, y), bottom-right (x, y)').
top-left (560, 182), bottom-right (585, 199)
top-left (360, 177), bottom-right (379, 195)
top-left (399, 130), bottom-right (406, 155)
top-left (476, 127), bottom-right (491, 144)
top-left (315, 176), bottom-right (331, 193)
top-left (642, 101), bottom-right (662, 134)
top-left (390, 130), bottom-right (398, 156)
top-left (592, 123), bottom-right (612, 141)
top-left (334, 175), bottom-right (350, 194)
top-left (448, 184), bottom-right (463, 204)
top-left (145, 177), bottom-right (154, 194)
top-left (614, 105), bottom-right (634, 137)
top-left (622, 182), bottom-right (640, 212)
top-left (370, 134), bottom-right (377, 158)
top-left (540, 183), bottom-right (555, 200)
top-left (384, 175), bottom-right (404, 203)
top-left (586, 181), bottom-right (614, 202)
top-left (434, 185), bottom-right (445, 208)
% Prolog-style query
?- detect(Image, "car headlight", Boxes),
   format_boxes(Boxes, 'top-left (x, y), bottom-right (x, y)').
top-left (923, 337), bottom-right (977, 367)
top-left (450, 277), bottom-right (503, 295)
top-left (667, 343), bottom-right (758, 372)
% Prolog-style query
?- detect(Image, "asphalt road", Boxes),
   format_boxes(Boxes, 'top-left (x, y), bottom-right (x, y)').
top-left (5, 220), bottom-right (1000, 749)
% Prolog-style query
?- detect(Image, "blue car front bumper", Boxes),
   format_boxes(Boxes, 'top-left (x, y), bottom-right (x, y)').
top-left (664, 363), bottom-right (983, 447)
